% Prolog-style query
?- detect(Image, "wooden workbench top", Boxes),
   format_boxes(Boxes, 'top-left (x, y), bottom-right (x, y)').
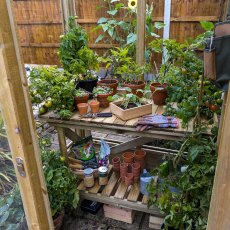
top-left (39, 104), bottom-right (197, 140)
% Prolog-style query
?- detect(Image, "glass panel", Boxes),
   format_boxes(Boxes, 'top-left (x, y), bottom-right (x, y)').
top-left (0, 111), bottom-right (28, 230)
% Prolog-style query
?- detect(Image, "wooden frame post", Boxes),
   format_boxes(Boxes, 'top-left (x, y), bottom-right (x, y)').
top-left (136, 0), bottom-right (146, 81)
top-left (60, 0), bottom-right (76, 33)
top-left (0, 1), bottom-right (53, 229)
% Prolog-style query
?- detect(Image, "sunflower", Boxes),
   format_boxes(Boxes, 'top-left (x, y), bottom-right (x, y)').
top-left (128, 0), bottom-right (137, 10)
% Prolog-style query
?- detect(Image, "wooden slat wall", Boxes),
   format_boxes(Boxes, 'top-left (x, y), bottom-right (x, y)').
top-left (13, 0), bottom-right (225, 65)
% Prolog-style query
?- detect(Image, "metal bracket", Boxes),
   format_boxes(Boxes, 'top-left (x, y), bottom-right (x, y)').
top-left (16, 157), bottom-right (26, 177)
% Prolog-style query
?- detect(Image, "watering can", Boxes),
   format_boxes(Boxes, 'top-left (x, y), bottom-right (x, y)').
top-left (140, 169), bottom-right (154, 196)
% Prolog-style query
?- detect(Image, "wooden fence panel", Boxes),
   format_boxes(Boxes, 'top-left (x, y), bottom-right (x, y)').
top-left (12, 0), bottom-right (225, 65)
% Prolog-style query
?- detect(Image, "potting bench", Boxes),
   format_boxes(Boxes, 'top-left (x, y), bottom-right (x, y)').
top-left (39, 104), bottom-right (214, 217)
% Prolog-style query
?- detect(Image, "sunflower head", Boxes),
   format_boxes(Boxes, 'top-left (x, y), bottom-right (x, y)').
top-left (128, 0), bottom-right (137, 10)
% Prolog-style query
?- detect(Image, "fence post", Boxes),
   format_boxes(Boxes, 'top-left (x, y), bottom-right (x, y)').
top-left (136, 0), bottom-right (146, 81)
top-left (0, 1), bottom-right (53, 229)
top-left (60, 0), bottom-right (76, 33)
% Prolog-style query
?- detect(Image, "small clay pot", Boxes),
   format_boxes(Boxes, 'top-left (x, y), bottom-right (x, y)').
top-left (132, 171), bottom-right (140, 177)
top-left (113, 164), bottom-right (120, 172)
top-left (97, 92), bottom-right (113, 108)
top-left (134, 176), bottom-right (139, 183)
top-left (121, 176), bottom-right (125, 182)
top-left (112, 156), bottom-right (121, 165)
top-left (122, 152), bottom-right (134, 163)
top-left (134, 150), bottom-right (146, 160)
top-left (132, 162), bottom-right (141, 174)
top-left (134, 159), bottom-right (145, 171)
top-left (125, 172), bottom-right (133, 186)
top-left (89, 100), bottom-right (100, 113)
top-left (120, 163), bottom-right (128, 176)
top-left (150, 83), bottom-right (168, 106)
top-left (97, 79), bottom-right (119, 95)
top-left (77, 103), bottom-right (88, 115)
top-left (74, 94), bottom-right (89, 110)
top-left (124, 81), bottom-right (145, 98)
top-left (53, 213), bottom-right (64, 230)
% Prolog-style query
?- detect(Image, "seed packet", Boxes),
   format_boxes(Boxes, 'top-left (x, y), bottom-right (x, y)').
top-left (70, 136), bottom-right (97, 163)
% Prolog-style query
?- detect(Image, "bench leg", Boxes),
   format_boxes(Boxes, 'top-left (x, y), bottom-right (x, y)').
top-left (56, 127), bottom-right (69, 164)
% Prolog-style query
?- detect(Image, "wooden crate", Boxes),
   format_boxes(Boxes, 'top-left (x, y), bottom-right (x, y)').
top-left (149, 215), bottom-right (164, 229)
top-left (110, 101), bottom-right (152, 121)
top-left (103, 204), bottom-right (135, 224)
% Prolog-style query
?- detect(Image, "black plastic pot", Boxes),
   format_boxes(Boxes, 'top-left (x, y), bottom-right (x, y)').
top-left (77, 78), bottom-right (98, 97)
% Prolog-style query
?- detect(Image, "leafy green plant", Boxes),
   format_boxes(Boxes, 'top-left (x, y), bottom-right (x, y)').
top-left (99, 47), bottom-right (148, 83)
top-left (148, 22), bottom-right (222, 127)
top-left (41, 143), bottom-right (79, 217)
top-left (0, 185), bottom-right (26, 229)
top-left (0, 115), bottom-right (16, 195)
top-left (59, 16), bottom-right (99, 80)
top-left (108, 88), bottom-right (150, 109)
top-left (95, 0), bottom-right (164, 57)
top-left (147, 129), bottom-right (217, 230)
top-left (93, 86), bottom-right (112, 97)
top-left (75, 88), bottom-right (89, 97)
top-left (29, 66), bottom-right (77, 119)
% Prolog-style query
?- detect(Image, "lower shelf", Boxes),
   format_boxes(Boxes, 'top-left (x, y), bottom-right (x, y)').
top-left (77, 166), bottom-right (162, 216)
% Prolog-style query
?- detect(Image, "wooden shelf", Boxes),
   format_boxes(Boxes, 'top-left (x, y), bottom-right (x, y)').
top-left (76, 166), bottom-right (162, 216)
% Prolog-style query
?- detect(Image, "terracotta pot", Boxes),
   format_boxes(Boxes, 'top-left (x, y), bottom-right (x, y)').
top-left (132, 171), bottom-right (140, 177)
top-left (77, 103), bottom-right (88, 115)
top-left (134, 176), bottom-right (140, 183)
top-left (122, 152), bottom-right (134, 163)
top-left (112, 156), bottom-right (121, 165)
top-left (121, 176), bottom-right (125, 182)
top-left (97, 79), bottom-right (119, 95)
top-left (131, 162), bottom-right (141, 174)
top-left (124, 81), bottom-right (145, 98)
top-left (120, 163), bottom-right (128, 176)
top-left (134, 150), bottom-right (146, 160)
top-left (97, 92), bottom-right (113, 108)
top-left (134, 159), bottom-right (145, 171)
top-left (125, 172), bottom-right (133, 186)
top-left (53, 213), bottom-right (64, 230)
top-left (89, 100), bottom-right (100, 113)
top-left (150, 82), bottom-right (168, 106)
top-left (74, 94), bottom-right (89, 110)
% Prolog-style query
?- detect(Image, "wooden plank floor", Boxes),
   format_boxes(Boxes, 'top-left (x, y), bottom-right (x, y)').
top-left (76, 165), bottom-right (162, 216)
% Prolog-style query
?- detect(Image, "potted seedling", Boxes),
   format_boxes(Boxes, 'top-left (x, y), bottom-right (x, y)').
top-left (93, 86), bottom-right (113, 108)
top-left (108, 88), bottom-right (152, 120)
top-left (59, 16), bottom-right (99, 94)
top-left (74, 88), bottom-right (89, 109)
top-left (150, 83), bottom-right (168, 106)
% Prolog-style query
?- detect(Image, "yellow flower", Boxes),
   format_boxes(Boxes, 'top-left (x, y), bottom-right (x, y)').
top-left (128, 0), bottom-right (137, 10)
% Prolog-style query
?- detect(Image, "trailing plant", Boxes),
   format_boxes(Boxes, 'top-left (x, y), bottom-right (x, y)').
top-left (147, 64), bottom-right (218, 229)
top-left (147, 128), bottom-right (217, 230)
top-left (29, 66), bottom-right (77, 119)
top-left (41, 141), bottom-right (79, 217)
top-left (148, 21), bottom-right (222, 127)
top-left (0, 185), bottom-right (26, 229)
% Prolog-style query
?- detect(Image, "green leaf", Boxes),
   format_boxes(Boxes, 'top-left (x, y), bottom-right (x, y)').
top-left (127, 33), bottom-right (137, 44)
top-left (0, 211), bottom-right (9, 226)
top-left (95, 34), bottom-right (104, 44)
top-left (200, 21), bottom-right (214, 31)
top-left (47, 170), bottom-right (53, 182)
top-left (150, 32), bottom-right (160, 38)
top-left (97, 17), bottom-right (107, 24)
top-left (188, 145), bottom-right (204, 162)
top-left (154, 22), bottom-right (165, 29)
top-left (107, 28), bottom-right (114, 38)
top-left (115, 3), bottom-right (124, 10)
top-left (107, 9), bottom-right (118, 16)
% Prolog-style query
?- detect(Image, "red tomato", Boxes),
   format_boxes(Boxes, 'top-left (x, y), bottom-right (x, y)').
top-left (210, 104), bottom-right (218, 112)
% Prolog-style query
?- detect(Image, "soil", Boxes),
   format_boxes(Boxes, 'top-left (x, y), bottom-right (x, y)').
top-left (119, 103), bottom-right (144, 110)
